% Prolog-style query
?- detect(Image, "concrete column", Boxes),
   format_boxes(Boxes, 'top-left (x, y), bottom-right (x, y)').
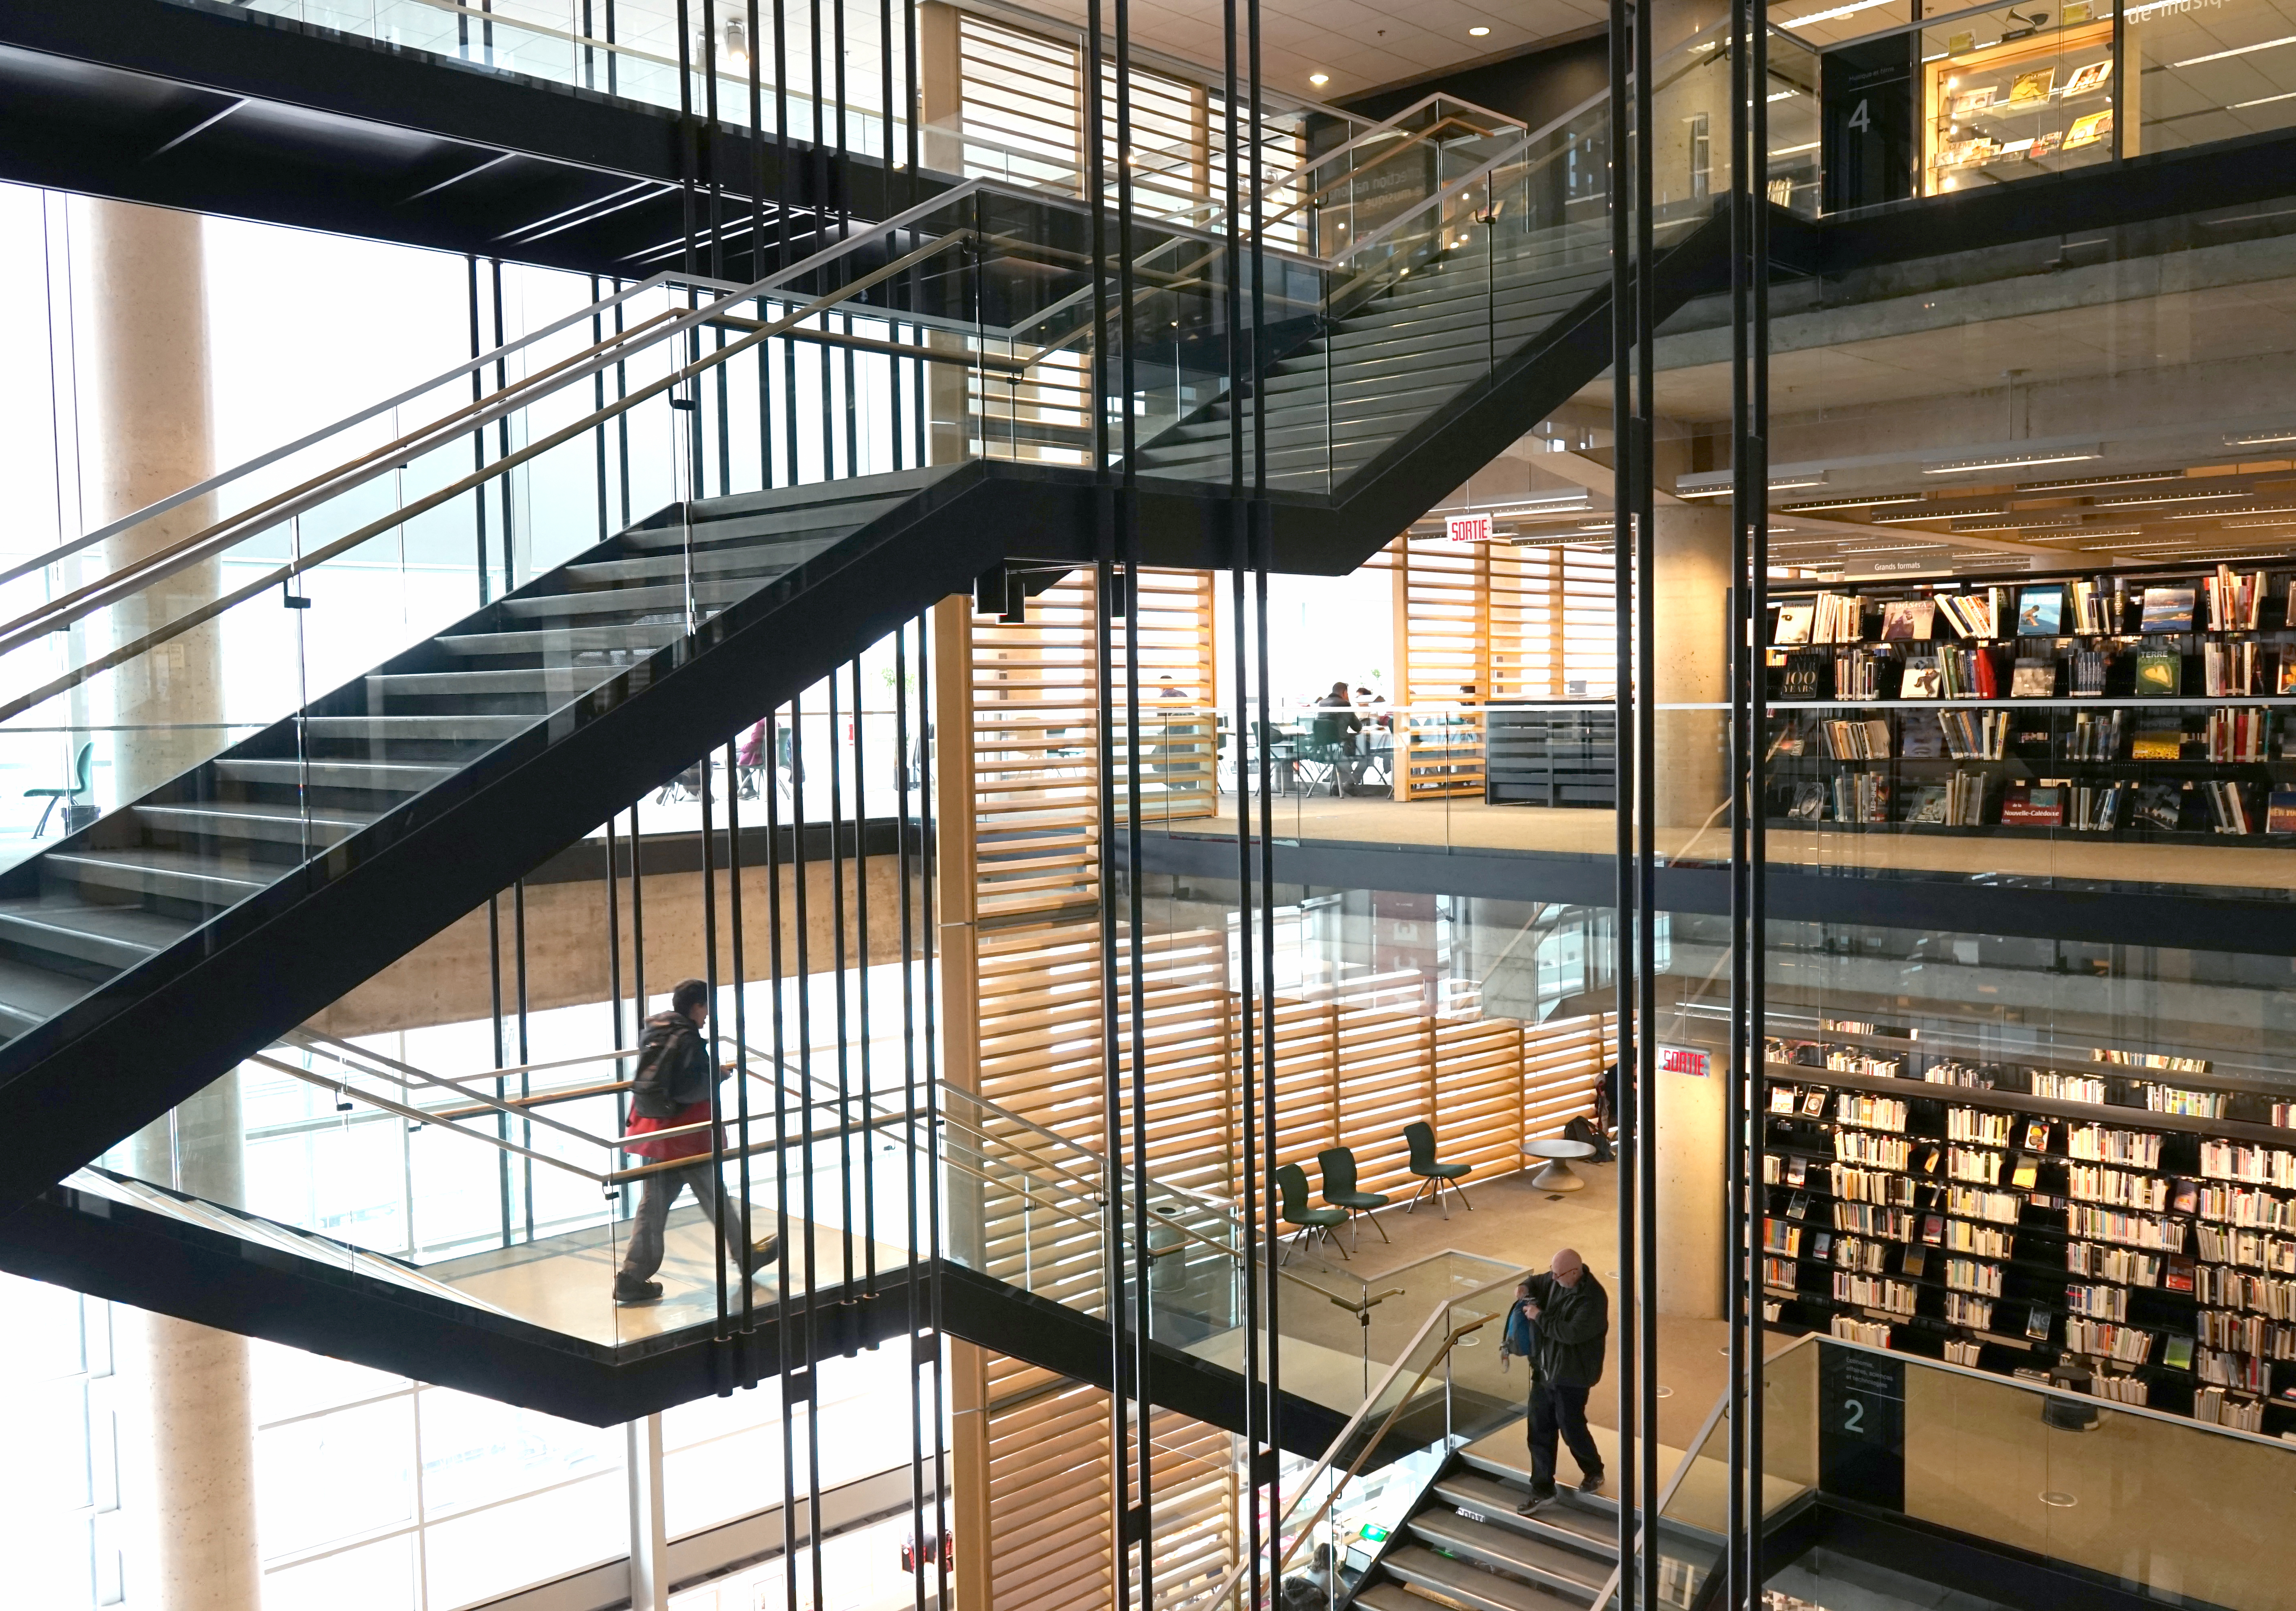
top-left (626, 1415), bottom-right (669, 1611)
top-left (118, 1076), bottom-right (263, 1611)
top-left (1650, 503), bottom-right (1730, 844)
top-left (1653, 1035), bottom-right (1727, 1318)
top-left (86, 198), bottom-right (261, 1611)
top-left (81, 199), bottom-right (226, 805)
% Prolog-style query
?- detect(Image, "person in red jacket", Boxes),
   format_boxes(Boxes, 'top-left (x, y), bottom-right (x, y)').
top-left (614, 978), bottom-right (778, 1306)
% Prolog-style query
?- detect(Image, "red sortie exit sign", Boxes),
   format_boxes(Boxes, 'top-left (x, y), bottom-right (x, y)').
top-left (1445, 513), bottom-right (1493, 543)
top-left (1659, 1046), bottom-right (1710, 1077)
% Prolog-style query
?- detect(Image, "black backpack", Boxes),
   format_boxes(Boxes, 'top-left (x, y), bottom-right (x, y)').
top-left (630, 1015), bottom-right (698, 1118)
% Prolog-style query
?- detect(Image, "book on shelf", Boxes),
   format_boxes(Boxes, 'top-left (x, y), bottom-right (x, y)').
top-left (2064, 709), bottom-right (2123, 760)
top-left (2161, 1334), bottom-right (2196, 1372)
top-left (2280, 656), bottom-right (2296, 696)
top-left (1881, 598), bottom-right (1937, 641)
top-left (2204, 564), bottom-right (2265, 631)
top-left (1832, 649), bottom-right (1887, 700)
top-left (2025, 1302), bottom-right (2054, 1341)
top-left (1803, 1087), bottom-right (1831, 1117)
top-left (1940, 708), bottom-right (2008, 759)
top-left (1787, 783), bottom-right (1828, 822)
top-left (1939, 644), bottom-right (2006, 698)
top-left (1902, 1244), bottom-right (1930, 1279)
top-left (2130, 728), bottom-right (2186, 760)
top-left (1767, 720), bottom-right (1807, 759)
top-left (1905, 785), bottom-right (1949, 825)
top-left (2134, 781), bottom-right (2186, 830)
top-left (1937, 588), bottom-right (2011, 640)
top-left (2011, 1154), bottom-right (2040, 1190)
top-left (1946, 769), bottom-right (1990, 826)
top-left (2068, 648), bottom-right (2110, 696)
top-left (1814, 592), bottom-right (1866, 644)
top-left (2204, 706), bottom-right (2270, 762)
top-left (2201, 778), bottom-right (2255, 834)
top-left (1778, 650), bottom-right (1826, 698)
top-left (2069, 781), bottom-right (2127, 831)
top-left (1832, 771), bottom-right (1890, 824)
top-left (1999, 784), bottom-right (2066, 827)
top-left (1901, 708), bottom-right (1945, 756)
top-left (2134, 651), bottom-right (2183, 696)
top-left (1774, 603), bottom-right (1815, 646)
top-left (1786, 1156), bottom-right (1809, 1187)
top-left (2010, 661), bottom-right (2058, 697)
top-left (2269, 789), bottom-right (2296, 834)
top-left (2068, 576), bottom-right (2124, 635)
top-left (2016, 586), bottom-right (2064, 637)
top-left (2203, 640), bottom-right (2261, 697)
top-left (2141, 586), bottom-right (2197, 634)
top-left (1820, 717), bottom-right (1893, 760)
top-left (1900, 659), bottom-right (1944, 700)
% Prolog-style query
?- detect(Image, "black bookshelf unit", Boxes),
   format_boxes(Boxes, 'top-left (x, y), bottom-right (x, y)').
top-left (1761, 1025), bottom-right (2296, 1437)
top-left (1484, 702), bottom-right (1616, 809)
top-left (1766, 563), bottom-right (2296, 840)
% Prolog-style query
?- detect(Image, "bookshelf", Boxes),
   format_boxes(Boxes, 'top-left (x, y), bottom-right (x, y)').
top-left (1483, 702), bottom-right (1616, 808)
top-left (1761, 1024), bottom-right (2296, 1435)
top-left (1766, 563), bottom-right (2296, 841)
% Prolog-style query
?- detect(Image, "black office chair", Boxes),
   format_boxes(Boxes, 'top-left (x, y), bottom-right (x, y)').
top-left (1275, 1162), bottom-right (1350, 1262)
top-left (27, 741), bottom-right (92, 837)
top-left (1402, 1121), bottom-right (1473, 1218)
top-left (1252, 721), bottom-right (1303, 795)
top-left (1318, 1146), bottom-right (1390, 1249)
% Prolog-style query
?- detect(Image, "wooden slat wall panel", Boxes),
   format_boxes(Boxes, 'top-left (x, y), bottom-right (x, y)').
top-left (1393, 535), bottom-right (1490, 799)
top-left (981, 1367), bottom-right (1239, 1611)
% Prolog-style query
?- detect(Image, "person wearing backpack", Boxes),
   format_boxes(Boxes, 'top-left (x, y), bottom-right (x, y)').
top-left (614, 978), bottom-right (779, 1306)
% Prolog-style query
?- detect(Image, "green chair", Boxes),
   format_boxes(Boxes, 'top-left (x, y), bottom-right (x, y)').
top-left (1275, 1162), bottom-right (1349, 1263)
top-left (26, 742), bottom-right (92, 838)
top-left (1317, 1146), bottom-right (1390, 1250)
top-left (1402, 1121), bottom-right (1473, 1218)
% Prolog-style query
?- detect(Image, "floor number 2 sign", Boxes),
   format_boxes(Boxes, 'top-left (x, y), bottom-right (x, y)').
top-left (1819, 1344), bottom-right (1906, 1510)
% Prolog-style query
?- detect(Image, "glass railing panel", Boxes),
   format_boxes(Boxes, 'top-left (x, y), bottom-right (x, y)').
top-left (2134, 0), bottom-right (2296, 151)
top-left (1768, 27), bottom-right (1827, 215)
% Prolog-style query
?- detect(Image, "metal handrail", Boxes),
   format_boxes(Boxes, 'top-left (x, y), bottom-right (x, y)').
top-left (1200, 1271), bottom-right (1524, 1605)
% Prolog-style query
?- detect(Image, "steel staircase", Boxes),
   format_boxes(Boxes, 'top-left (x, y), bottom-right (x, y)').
top-left (1352, 1453), bottom-right (1623, 1611)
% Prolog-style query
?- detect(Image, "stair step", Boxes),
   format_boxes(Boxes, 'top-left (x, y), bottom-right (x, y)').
top-left (559, 537), bottom-right (837, 586)
top-left (364, 667), bottom-right (620, 699)
top-left (44, 848), bottom-right (275, 905)
top-left (625, 499), bottom-right (899, 552)
top-left (1434, 1472), bottom-right (1619, 1557)
top-left (1407, 1512), bottom-right (1610, 1599)
top-left (433, 623), bottom-right (687, 658)
top-left (0, 899), bottom-right (189, 971)
top-left (299, 715), bottom-right (531, 743)
top-left (1380, 1544), bottom-right (1589, 1611)
top-left (136, 804), bottom-right (375, 849)
top-left (212, 758), bottom-right (455, 794)
top-left (0, 953), bottom-right (103, 1034)
top-left (1353, 1585), bottom-right (1430, 1611)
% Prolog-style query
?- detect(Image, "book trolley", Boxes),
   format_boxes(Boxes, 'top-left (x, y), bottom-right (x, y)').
top-left (1766, 563), bottom-right (2296, 839)
top-left (1764, 1023), bottom-right (2296, 1434)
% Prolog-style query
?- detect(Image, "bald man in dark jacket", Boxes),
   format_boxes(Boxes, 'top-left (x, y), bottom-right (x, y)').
top-left (1499, 1246), bottom-right (1609, 1510)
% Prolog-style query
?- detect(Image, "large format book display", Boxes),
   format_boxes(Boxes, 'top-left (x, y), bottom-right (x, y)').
top-left (1763, 1023), bottom-right (2296, 1435)
top-left (1766, 563), bottom-right (2296, 839)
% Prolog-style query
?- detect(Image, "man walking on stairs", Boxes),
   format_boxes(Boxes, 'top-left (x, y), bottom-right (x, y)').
top-left (1500, 1245), bottom-right (1609, 1512)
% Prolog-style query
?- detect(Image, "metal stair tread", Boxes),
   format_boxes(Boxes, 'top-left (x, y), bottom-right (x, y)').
top-left (1352, 1585), bottom-right (1430, 1611)
top-left (137, 803), bottom-right (378, 837)
top-left (1380, 1543), bottom-right (1589, 1611)
top-left (45, 847), bottom-right (279, 894)
top-left (363, 667), bottom-right (621, 696)
top-left (1433, 1472), bottom-right (1618, 1555)
top-left (1408, 1510), bottom-right (1610, 1595)
top-left (214, 758), bottom-right (455, 791)
top-left (432, 622), bottom-right (688, 656)
top-left (0, 953), bottom-right (103, 1031)
top-left (0, 897), bottom-right (190, 959)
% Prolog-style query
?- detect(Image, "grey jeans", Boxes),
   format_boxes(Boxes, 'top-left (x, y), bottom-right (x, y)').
top-left (618, 1160), bottom-right (748, 1283)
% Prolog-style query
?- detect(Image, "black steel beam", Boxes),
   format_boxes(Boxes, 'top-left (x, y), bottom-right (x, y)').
top-left (0, 0), bottom-right (943, 280)
top-left (1125, 828), bottom-right (2296, 956)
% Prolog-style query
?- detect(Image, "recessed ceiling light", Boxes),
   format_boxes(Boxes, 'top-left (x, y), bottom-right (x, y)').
top-left (1309, 72), bottom-right (1330, 85)
top-left (2225, 427), bottom-right (2296, 447)
top-left (2018, 469), bottom-right (2181, 492)
top-left (1921, 447), bottom-right (2103, 475)
top-left (1872, 504), bottom-right (2005, 524)
top-left (1470, 25), bottom-right (1492, 35)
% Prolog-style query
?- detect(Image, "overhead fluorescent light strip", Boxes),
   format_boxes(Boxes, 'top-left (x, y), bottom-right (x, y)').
top-left (2225, 427), bottom-right (2296, 447)
top-left (2095, 488), bottom-right (2253, 509)
top-left (2017, 470), bottom-right (2182, 493)
top-left (1872, 504), bottom-right (2006, 524)
top-left (1782, 0), bottom-right (1895, 28)
top-left (1922, 447), bottom-right (2103, 475)
top-left (1780, 494), bottom-right (1924, 512)
top-left (2171, 33), bottom-right (2296, 68)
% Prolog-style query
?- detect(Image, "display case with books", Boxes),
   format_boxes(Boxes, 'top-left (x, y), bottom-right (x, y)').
top-left (1921, 4), bottom-right (2118, 196)
top-left (1764, 563), bottom-right (2296, 845)
top-left (1761, 1021), bottom-right (2296, 1436)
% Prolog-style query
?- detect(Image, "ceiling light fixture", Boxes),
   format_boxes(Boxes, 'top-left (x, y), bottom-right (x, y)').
top-left (1952, 514), bottom-right (2083, 532)
top-left (2094, 487), bottom-right (2253, 509)
top-left (1309, 72), bottom-right (1330, 85)
top-left (1767, 88), bottom-right (1799, 101)
top-left (2233, 90), bottom-right (2296, 110)
top-left (2172, 31), bottom-right (2296, 67)
top-left (1675, 470), bottom-right (1829, 498)
top-left (2222, 514), bottom-right (2296, 528)
top-left (2170, 502), bottom-right (2296, 520)
top-left (1782, 0), bottom-right (1896, 27)
top-left (1469, 25), bottom-right (1492, 35)
top-left (2029, 526), bottom-right (2146, 540)
top-left (1873, 504), bottom-right (2005, 523)
top-left (1781, 493), bottom-right (1923, 512)
top-left (2018, 469), bottom-right (2181, 492)
top-left (2225, 427), bottom-right (2296, 447)
top-left (1921, 446), bottom-right (2104, 475)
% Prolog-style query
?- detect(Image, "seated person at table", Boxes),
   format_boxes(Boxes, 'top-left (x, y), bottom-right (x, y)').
top-left (1314, 681), bottom-right (1363, 755)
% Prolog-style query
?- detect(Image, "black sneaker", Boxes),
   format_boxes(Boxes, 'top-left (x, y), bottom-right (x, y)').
top-left (1515, 1489), bottom-right (1557, 1516)
top-left (1579, 1470), bottom-right (1606, 1497)
top-left (614, 1277), bottom-right (664, 1307)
